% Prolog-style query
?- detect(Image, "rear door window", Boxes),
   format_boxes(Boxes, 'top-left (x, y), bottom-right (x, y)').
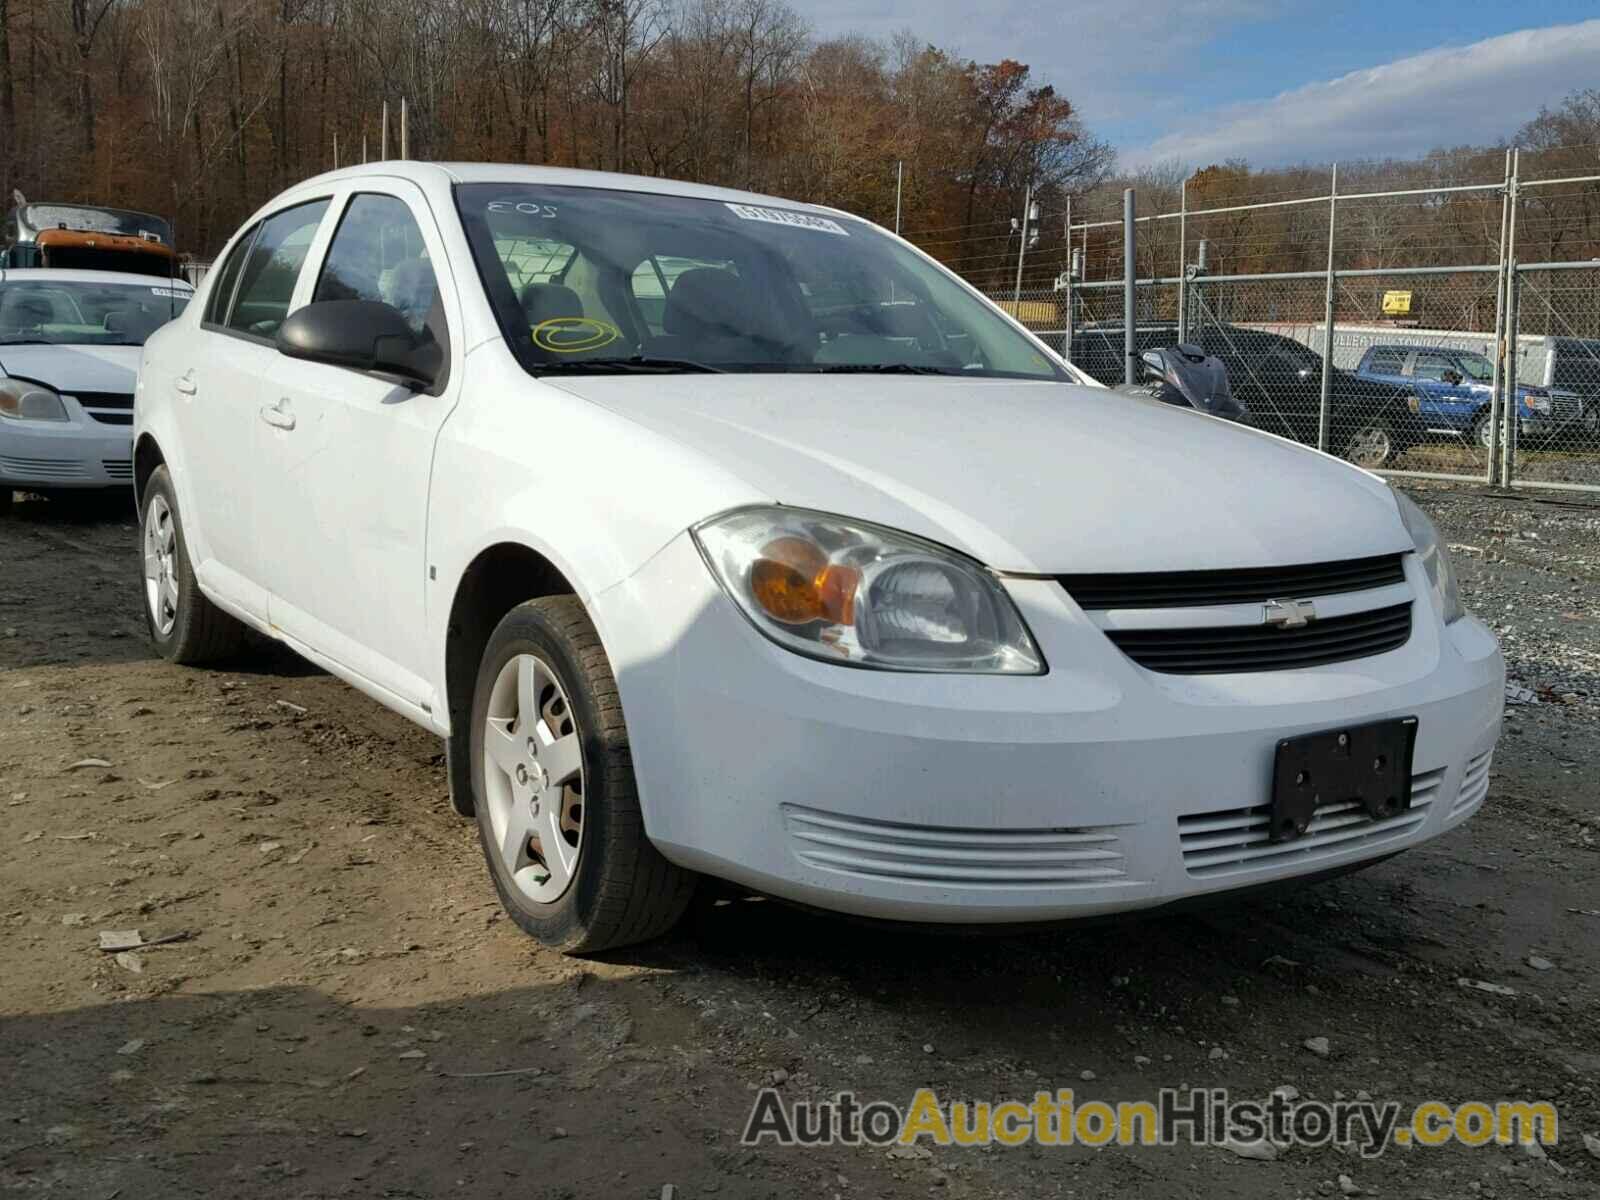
top-left (226, 199), bottom-right (330, 339)
top-left (1413, 352), bottom-right (1460, 382)
top-left (1365, 348), bottom-right (1407, 375)
top-left (204, 225), bottom-right (257, 326)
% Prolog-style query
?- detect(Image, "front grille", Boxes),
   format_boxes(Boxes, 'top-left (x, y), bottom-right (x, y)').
top-left (1178, 767), bottom-right (1443, 879)
top-left (1549, 391), bottom-right (1583, 422)
top-left (102, 459), bottom-right (133, 480)
top-left (1108, 602), bottom-right (1412, 674)
top-left (1058, 553), bottom-right (1407, 610)
top-left (89, 411), bottom-right (132, 425)
top-left (1449, 750), bottom-right (1492, 819)
top-left (0, 454), bottom-right (85, 480)
top-left (68, 391), bottom-right (134, 410)
top-left (782, 804), bottom-right (1127, 887)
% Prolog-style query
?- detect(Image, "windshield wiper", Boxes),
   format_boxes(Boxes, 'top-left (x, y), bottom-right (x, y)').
top-left (534, 355), bottom-right (725, 375)
top-left (809, 362), bottom-right (958, 376)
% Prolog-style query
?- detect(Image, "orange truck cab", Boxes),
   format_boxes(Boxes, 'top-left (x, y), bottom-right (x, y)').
top-left (3, 197), bottom-right (177, 277)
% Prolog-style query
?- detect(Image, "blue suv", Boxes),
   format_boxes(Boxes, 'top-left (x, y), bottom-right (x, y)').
top-left (1355, 345), bottom-right (1582, 449)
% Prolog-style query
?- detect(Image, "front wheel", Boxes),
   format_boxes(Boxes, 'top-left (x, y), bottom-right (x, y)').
top-left (1474, 413), bottom-right (1494, 452)
top-left (1343, 419), bottom-right (1395, 469)
top-left (469, 596), bottom-right (695, 953)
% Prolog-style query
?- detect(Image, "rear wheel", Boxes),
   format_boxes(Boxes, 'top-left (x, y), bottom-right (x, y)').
top-left (1343, 420), bottom-right (1394, 469)
top-left (140, 466), bottom-right (251, 664)
top-left (470, 597), bottom-right (695, 953)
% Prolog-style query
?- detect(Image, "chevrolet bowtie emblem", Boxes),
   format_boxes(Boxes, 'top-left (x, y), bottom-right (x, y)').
top-left (1264, 598), bottom-right (1317, 629)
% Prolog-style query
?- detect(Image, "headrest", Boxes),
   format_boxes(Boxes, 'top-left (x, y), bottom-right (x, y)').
top-left (662, 268), bottom-right (748, 339)
top-left (522, 282), bottom-right (584, 327)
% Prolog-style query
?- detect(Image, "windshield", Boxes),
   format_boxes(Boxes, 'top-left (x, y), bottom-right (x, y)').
top-left (0, 281), bottom-right (189, 346)
top-left (1455, 352), bottom-right (1493, 381)
top-left (456, 184), bottom-right (1067, 380)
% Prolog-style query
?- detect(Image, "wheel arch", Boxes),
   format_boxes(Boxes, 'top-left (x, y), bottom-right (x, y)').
top-left (133, 432), bottom-right (166, 509)
top-left (442, 541), bottom-right (579, 816)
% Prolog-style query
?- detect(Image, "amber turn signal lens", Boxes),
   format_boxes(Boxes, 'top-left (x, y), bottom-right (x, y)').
top-left (750, 536), bottom-right (859, 626)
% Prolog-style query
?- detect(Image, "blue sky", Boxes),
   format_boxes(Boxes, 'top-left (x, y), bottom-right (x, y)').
top-left (799, 1), bottom-right (1600, 169)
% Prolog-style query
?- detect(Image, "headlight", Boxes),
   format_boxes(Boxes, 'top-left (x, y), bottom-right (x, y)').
top-left (0, 378), bottom-right (68, 421)
top-left (692, 506), bottom-right (1044, 674)
top-left (1394, 490), bottom-right (1464, 624)
top-left (1521, 390), bottom-right (1551, 414)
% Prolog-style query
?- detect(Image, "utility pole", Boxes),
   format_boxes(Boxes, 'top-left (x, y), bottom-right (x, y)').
top-left (381, 101), bottom-right (389, 160)
top-left (400, 98), bottom-right (408, 159)
top-left (333, 131), bottom-right (339, 170)
top-left (1012, 184), bottom-right (1038, 307)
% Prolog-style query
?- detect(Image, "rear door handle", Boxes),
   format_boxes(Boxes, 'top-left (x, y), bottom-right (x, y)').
top-left (175, 374), bottom-right (197, 396)
top-left (259, 398), bottom-right (296, 430)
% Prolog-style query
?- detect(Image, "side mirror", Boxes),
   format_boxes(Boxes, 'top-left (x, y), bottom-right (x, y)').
top-left (1139, 350), bottom-right (1166, 380)
top-left (276, 299), bottom-right (441, 389)
top-left (1441, 370), bottom-right (1462, 385)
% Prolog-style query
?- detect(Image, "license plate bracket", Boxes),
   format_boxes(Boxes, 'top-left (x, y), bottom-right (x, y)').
top-left (1269, 717), bottom-right (1418, 843)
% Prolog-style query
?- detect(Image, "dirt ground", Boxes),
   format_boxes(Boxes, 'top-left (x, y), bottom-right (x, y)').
top-left (1, 488), bottom-right (1597, 1200)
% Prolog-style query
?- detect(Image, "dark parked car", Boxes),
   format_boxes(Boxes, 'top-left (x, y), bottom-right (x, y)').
top-left (1071, 322), bottom-right (1424, 467)
top-left (1355, 344), bottom-right (1581, 449)
top-left (1537, 336), bottom-right (1600, 443)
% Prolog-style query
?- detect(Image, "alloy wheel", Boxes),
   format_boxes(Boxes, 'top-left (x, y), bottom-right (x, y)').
top-left (1345, 425), bottom-right (1393, 468)
top-left (142, 494), bottom-right (180, 638)
top-left (481, 653), bottom-right (586, 905)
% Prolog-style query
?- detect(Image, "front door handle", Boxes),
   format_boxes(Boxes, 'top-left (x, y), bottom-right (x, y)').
top-left (175, 374), bottom-right (197, 396)
top-left (259, 398), bottom-right (296, 430)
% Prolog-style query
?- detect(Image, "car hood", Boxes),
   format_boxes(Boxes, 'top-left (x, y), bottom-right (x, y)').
top-left (0, 344), bottom-right (140, 394)
top-left (547, 375), bottom-right (1414, 574)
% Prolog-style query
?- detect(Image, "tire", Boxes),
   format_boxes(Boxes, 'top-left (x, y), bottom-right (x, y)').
top-left (0, 486), bottom-right (11, 516)
top-left (469, 596), bottom-right (695, 953)
top-left (139, 465), bottom-right (251, 664)
top-left (1468, 412), bottom-right (1495, 453)
top-left (1343, 419), bottom-right (1395, 469)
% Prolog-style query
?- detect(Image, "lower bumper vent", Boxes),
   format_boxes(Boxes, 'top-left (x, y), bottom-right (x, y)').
top-left (1449, 751), bottom-right (1492, 819)
top-left (1178, 767), bottom-right (1443, 879)
top-left (783, 804), bottom-right (1126, 887)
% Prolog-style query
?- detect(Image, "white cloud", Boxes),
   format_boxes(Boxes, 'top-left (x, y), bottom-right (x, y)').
top-left (1122, 19), bottom-right (1600, 170)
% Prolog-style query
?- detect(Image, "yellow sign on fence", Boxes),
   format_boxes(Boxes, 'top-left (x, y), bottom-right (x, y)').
top-left (1381, 290), bottom-right (1413, 316)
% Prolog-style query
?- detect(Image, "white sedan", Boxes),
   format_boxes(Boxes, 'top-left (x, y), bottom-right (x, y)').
top-left (0, 269), bottom-right (192, 512)
top-left (133, 163), bottom-right (1503, 952)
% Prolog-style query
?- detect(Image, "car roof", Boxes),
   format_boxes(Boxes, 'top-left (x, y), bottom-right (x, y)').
top-left (0, 267), bottom-right (192, 289)
top-left (288, 160), bottom-right (855, 219)
top-left (1365, 344), bottom-right (1485, 357)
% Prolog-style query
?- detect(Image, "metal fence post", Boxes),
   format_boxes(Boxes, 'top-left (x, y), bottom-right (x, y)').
top-left (1177, 176), bottom-right (1188, 344)
top-left (1317, 164), bottom-right (1338, 452)
top-left (1486, 150), bottom-right (1512, 487)
top-left (1062, 196), bottom-right (1074, 360)
top-left (1501, 150), bottom-right (1522, 488)
top-left (1123, 188), bottom-right (1136, 385)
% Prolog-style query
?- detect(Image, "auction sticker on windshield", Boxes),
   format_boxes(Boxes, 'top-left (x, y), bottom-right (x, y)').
top-left (725, 203), bottom-right (849, 236)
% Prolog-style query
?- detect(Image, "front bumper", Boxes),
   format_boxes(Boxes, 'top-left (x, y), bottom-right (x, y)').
top-left (594, 534), bottom-right (1504, 923)
top-left (0, 406), bottom-right (133, 489)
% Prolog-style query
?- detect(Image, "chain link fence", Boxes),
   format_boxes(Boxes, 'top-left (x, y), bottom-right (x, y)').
top-left (978, 150), bottom-right (1600, 494)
